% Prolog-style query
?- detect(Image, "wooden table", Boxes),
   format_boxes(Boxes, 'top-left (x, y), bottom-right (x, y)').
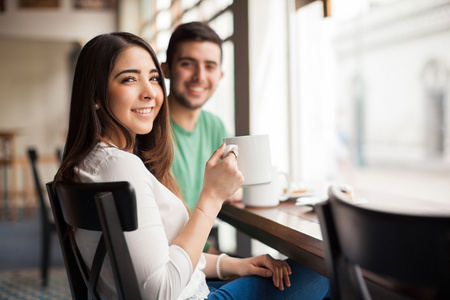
top-left (219, 201), bottom-right (326, 274)
top-left (218, 188), bottom-right (450, 286)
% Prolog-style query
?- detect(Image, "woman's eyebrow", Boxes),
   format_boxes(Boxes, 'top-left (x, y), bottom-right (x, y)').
top-left (114, 69), bottom-right (140, 79)
top-left (114, 68), bottom-right (160, 78)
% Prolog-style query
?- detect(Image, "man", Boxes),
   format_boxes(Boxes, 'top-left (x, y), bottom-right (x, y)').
top-left (161, 22), bottom-right (237, 254)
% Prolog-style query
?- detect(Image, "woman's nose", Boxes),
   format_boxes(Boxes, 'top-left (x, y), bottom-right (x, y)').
top-left (142, 81), bottom-right (157, 100)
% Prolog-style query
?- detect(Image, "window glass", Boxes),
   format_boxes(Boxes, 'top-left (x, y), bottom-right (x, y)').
top-left (182, 7), bottom-right (200, 23)
top-left (209, 10), bottom-right (233, 40)
top-left (291, 0), bottom-right (450, 200)
top-left (156, 10), bottom-right (171, 30)
top-left (182, 0), bottom-right (199, 10)
top-left (156, 0), bottom-right (171, 10)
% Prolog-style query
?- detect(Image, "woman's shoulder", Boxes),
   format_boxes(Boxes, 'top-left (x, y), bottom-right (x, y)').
top-left (80, 143), bottom-right (148, 182)
top-left (97, 143), bottom-right (142, 166)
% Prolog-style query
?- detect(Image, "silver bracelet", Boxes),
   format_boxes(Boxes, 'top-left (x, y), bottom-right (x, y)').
top-left (216, 253), bottom-right (229, 280)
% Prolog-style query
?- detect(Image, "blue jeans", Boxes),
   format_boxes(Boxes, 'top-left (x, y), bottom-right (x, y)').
top-left (207, 259), bottom-right (330, 300)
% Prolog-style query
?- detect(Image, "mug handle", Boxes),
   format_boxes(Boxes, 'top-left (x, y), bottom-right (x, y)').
top-left (278, 171), bottom-right (292, 201)
top-left (222, 144), bottom-right (239, 160)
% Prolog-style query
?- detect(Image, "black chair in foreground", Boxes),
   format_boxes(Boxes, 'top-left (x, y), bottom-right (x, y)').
top-left (46, 181), bottom-right (142, 300)
top-left (316, 185), bottom-right (450, 300)
top-left (27, 148), bottom-right (57, 287)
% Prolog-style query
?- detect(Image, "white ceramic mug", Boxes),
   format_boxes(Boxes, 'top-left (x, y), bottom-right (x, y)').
top-left (242, 166), bottom-right (292, 207)
top-left (222, 134), bottom-right (272, 187)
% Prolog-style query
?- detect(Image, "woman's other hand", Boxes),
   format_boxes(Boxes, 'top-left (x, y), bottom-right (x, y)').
top-left (233, 255), bottom-right (292, 291)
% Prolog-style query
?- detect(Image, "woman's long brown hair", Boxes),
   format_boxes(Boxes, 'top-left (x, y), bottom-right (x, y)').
top-left (54, 32), bottom-right (182, 200)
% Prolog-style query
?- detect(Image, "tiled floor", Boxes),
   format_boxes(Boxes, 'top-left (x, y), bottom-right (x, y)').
top-left (0, 213), bottom-right (64, 270)
top-left (0, 268), bottom-right (70, 300)
top-left (0, 209), bottom-right (68, 299)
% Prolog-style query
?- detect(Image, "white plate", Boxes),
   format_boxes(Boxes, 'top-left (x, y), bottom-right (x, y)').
top-left (295, 196), bottom-right (369, 206)
top-left (295, 196), bottom-right (327, 206)
top-left (291, 191), bottom-right (318, 198)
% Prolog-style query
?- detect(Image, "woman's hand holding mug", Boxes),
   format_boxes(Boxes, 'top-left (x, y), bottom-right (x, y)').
top-left (200, 143), bottom-right (244, 208)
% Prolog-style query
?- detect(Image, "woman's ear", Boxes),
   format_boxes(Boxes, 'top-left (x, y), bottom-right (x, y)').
top-left (161, 62), bottom-right (171, 79)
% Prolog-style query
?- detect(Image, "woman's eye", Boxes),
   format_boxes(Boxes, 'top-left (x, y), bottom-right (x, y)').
top-left (121, 76), bottom-right (136, 83)
top-left (150, 76), bottom-right (160, 82)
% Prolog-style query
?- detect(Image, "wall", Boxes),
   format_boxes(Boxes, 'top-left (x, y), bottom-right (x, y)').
top-left (0, 0), bottom-right (116, 157)
top-left (0, 0), bottom-right (117, 190)
top-left (0, 39), bottom-right (74, 156)
top-left (0, 0), bottom-right (116, 42)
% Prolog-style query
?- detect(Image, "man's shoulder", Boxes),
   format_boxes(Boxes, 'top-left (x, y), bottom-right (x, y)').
top-left (198, 110), bottom-right (228, 142)
top-left (199, 110), bottom-right (225, 126)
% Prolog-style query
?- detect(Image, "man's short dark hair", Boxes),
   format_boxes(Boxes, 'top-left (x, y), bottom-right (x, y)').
top-left (166, 21), bottom-right (223, 68)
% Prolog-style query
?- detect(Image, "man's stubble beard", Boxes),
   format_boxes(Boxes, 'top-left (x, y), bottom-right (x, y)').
top-left (171, 87), bottom-right (208, 110)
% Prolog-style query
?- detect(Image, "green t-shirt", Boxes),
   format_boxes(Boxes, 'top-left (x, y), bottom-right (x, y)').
top-left (171, 110), bottom-right (228, 211)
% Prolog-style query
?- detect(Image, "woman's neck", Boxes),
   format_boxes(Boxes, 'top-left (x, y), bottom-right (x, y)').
top-left (102, 129), bottom-right (134, 152)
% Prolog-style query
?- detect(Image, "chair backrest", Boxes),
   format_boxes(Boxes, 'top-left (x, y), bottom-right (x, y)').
top-left (27, 148), bottom-right (52, 227)
top-left (46, 181), bottom-right (142, 300)
top-left (316, 185), bottom-right (450, 300)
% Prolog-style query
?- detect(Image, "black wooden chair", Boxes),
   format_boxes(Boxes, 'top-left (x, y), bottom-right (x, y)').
top-left (27, 148), bottom-right (57, 287)
top-left (46, 181), bottom-right (142, 300)
top-left (316, 185), bottom-right (450, 300)
top-left (56, 147), bottom-right (63, 164)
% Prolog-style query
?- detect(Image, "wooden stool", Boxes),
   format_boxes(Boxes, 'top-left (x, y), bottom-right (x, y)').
top-left (0, 131), bottom-right (18, 221)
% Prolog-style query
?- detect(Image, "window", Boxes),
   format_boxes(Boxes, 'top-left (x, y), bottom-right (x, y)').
top-left (290, 0), bottom-right (450, 201)
top-left (139, 0), bottom-right (237, 134)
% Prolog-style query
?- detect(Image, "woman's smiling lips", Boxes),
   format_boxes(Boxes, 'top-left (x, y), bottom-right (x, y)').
top-left (131, 107), bottom-right (153, 115)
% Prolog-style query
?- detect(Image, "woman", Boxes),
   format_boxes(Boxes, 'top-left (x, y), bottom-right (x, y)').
top-left (54, 32), bottom-right (329, 300)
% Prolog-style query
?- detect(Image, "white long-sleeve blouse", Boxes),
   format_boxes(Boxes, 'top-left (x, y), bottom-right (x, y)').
top-left (74, 142), bottom-right (209, 300)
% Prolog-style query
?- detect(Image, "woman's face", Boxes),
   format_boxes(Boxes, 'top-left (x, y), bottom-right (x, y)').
top-left (106, 46), bottom-right (163, 144)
